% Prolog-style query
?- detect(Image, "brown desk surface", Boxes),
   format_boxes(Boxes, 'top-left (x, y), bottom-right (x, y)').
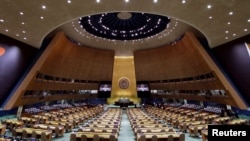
top-left (15, 127), bottom-right (52, 135)
top-left (33, 124), bottom-right (64, 130)
top-left (75, 132), bottom-right (118, 139)
top-left (136, 132), bottom-right (182, 141)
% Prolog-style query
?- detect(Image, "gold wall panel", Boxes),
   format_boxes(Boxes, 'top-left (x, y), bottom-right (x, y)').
top-left (108, 56), bottom-right (140, 104)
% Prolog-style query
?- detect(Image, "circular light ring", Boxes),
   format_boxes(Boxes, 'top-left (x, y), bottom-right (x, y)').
top-left (79, 12), bottom-right (170, 40)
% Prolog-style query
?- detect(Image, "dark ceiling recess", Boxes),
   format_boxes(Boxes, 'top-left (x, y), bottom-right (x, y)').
top-left (79, 12), bottom-right (170, 40)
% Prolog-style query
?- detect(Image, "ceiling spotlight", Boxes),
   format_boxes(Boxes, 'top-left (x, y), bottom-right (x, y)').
top-left (207, 5), bottom-right (212, 9)
top-left (125, 0), bottom-right (129, 3)
top-left (42, 5), bottom-right (46, 9)
top-left (229, 11), bottom-right (233, 15)
top-left (96, 0), bottom-right (100, 3)
top-left (182, 0), bottom-right (186, 4)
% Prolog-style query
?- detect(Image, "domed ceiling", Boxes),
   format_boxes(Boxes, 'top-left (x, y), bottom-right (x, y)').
top-left (57, 12), bottom-right (197, 56)
top-left (0, 0), bottom-right (249, 56)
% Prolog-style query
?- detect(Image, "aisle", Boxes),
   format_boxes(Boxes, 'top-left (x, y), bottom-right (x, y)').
top-left (118, 109), bottom-right (136, 141)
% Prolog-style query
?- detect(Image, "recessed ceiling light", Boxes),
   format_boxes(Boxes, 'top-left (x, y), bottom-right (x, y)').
top-left (244, 29), bottom-right (248, 32)
top-left (5, 29), bottom-right (8, 32)
top-left (0, 19), bottom-right (4, 22)
top-left (23, 37), bottom-right (27, 40)
top-left (227, 22), bottom-right (231, 25)
top-left (42, 5), bottom-right (46, 9)
top-left (20, 12), bottom-right (24, 15)
top-left (233, 33), bottom-right (236, 36)
top-left (209, 16), bottom-right (212, 19)
top-left (67, 0), bottom-right (71, 4)
top-left (182, 0), bottom-right (186, 4)
top-left (229, 11), bottom-right (233, 15)
top-left (16, 34), bottom-right (19, 36)
top-left (225, 37), bottom-right (228, 39)
top-left (225, 30), bottom-right (229, 33)
top-left (40, 16), bottom-right (44, 19)
top-left (96, 0), bottom-right (100, 3)
top-left (153, 0), bottom-right (158, 3)
top-left (248, 19), bottom-right (250, 22)
top-left (125, 0), bottom-right (129, 3)
top-left (22, 30), bottom-right (26, 33)
top-left (21, 22), bottom-right (25, 25)
top-left (207, 5), bottom-right (212, 9)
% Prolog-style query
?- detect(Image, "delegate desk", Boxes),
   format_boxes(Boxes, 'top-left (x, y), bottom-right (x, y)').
top-left (201, 130), bottom-right (208, 141)
top-left (0, 138), bottom-right (11, 141)
top-left (33, 124), bottom-right (64, 137)
top-left (45, 121), bottom-right (73, 132)
top-left (132, 124), bottom-right (167, 129)
top-left (213, 117), bottom-right (231, 124)
top-left (188, 124), bottom-right (208, 137)
top-left (3, 119), bottom-right (24, 129)
top-left (86, 124), bottom-right (120, 129)
top-left (79, 127), bottom-right (118, 133)
top-left (227, 119), bottom-right (248, 125)
top-left (0, 125), bottom-right (6, 136)
top-left (14, 127), bottom-right (52, 141)
top-left (72, 132), bottom-right (118, 141)
top-left (136, 132), bottom-right (184, 141)
top-left (178, 121), bottom-right (205, 132)
top-left (134, 127), bottom-right (173, 133)
top-left (20, 117), bottom-right (38, 127)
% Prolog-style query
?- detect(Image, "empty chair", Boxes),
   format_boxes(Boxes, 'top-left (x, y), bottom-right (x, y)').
top-left (140, 135), bottom-right (146, 141)
top-left (112, 129), bottom-right (117, 133)
top-left (31, 131), bottom-right (36, 139)
top-left (109, 134), bottom-right (116, 141)
top-left (168, 128), bottom-right (174, 132)
top-left (193, 127), bottom-right (199, 137)
top-left (93, 134), bottom-right (100, 141)
top-left (179, 133), bottom-right (185, 141)
top-left (81, 134), bottom-right (87, 141)
top-left (167, 135), bottom-right (174, 141)
top-left (11, 129), bottom-right (17, 137)
top-left (70, 133), bottom-right (77, 141)
top-left (146, 130), bottom-right (151, 133)
top-left (55, 126), bottom-right (62, 137)
top-left (40, 132), bottom-right (47, 141)
top-left (151, 135), bottom-right (158, 141)
top-left (102, 129), bottom-right (107, 132)
top-left (160, 129), bottom-right (165, 132)
top-left (22, 130), bottom-right (28, 139)
top-left (78, 128), bottom-right (83, 132)
top-left (182, 123), bottom-right (187, 132)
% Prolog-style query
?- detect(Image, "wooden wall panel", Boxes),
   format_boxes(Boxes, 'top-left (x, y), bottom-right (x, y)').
top-left (134, 32), bottom-right (248, 109)
top-left (4, 32), bottom-right (114, 109)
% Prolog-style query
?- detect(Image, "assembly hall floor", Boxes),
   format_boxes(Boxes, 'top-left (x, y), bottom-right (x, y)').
top-left (1, 106), bottom-right (249, 141)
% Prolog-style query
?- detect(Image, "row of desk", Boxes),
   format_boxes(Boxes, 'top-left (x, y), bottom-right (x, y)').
top-left (70, 108), bottom-right (122, 141)
top-left (128, 108), bottom-right (185, 141)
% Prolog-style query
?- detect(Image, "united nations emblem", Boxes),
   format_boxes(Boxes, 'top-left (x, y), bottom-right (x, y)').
top-left (119, 77), bottom-right (129, 89)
